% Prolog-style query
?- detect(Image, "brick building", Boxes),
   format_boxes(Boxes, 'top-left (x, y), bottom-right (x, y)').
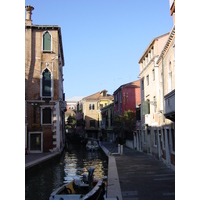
top-left (25, 5), bottom-right (66, 153)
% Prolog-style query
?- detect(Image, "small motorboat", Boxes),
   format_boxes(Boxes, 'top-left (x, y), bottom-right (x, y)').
top-left (86, 140), bottom-right (99, 151)
top-left (49, 167), bottom-right (105, 200)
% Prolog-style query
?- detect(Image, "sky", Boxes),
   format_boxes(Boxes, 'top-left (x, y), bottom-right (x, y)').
top-left (25, 0), bottom-right (173, 98)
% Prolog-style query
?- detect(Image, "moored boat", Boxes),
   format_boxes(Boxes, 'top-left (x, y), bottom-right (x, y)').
top-left (49, 167), bottom-right (105, 200)
top-left (86, 140), bottom-right (99, 151)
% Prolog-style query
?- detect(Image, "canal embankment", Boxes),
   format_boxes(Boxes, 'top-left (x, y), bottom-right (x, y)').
top-left (25, 147), bottom-right (64, 172)
top-left (100, 142), bottom-right (123, 200)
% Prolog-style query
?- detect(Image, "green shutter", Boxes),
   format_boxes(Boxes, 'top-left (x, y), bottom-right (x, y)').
top-left (142, 100), bottom-right (150, 115)
top-left (43, 32), bottom-right (51, 51)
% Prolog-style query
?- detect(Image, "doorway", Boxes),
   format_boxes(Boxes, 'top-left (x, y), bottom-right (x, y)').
top-left (165, 129), bottom-right (171, 166)
top-left (28, 132), bottom-right (43, 153)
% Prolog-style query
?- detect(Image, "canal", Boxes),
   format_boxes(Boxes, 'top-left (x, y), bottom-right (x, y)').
top-left (25, 143), bottom-right (108, 200)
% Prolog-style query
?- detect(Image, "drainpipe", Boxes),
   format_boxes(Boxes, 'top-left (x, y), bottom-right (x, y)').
top-left (162, 55), bottom-right (165, 123)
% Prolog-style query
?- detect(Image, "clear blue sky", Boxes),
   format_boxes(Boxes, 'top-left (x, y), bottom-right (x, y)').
top-left (25, 0), bottom-right (173, 98)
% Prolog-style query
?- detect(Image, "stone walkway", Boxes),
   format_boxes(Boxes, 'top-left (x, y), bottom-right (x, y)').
top-left (102, 142), bottom-right (175, 200)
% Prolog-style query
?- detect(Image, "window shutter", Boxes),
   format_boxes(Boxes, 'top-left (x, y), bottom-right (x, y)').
top-left (142, 100), bottom-right (150, 115)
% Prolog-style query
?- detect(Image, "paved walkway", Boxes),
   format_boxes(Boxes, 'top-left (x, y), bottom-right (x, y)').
top-left (25, 150), bottom-right (61, 170)
top-left (102, 142), bottom-right (175, 200)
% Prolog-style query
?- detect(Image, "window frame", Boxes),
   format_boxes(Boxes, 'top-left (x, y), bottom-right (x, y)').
top-left (146, 75), bottom-right (149, 86)
top-left (141, 79), bottom-right (144, 91)
top-left (42, 31), bottom-right (52, 52)
top-left (28, 132), bottom-right (43, 153)
top-left (152, 69), bottom-right (155, 81)
top-left (41, 106), bottom-right (53, 125)
top-left (40, 67), bottom-right (53, 98)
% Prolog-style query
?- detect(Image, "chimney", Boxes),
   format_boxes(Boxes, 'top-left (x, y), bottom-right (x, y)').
top-left (25, 5), bottom-right (34, 25)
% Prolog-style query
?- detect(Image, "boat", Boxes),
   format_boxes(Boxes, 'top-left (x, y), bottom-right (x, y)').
top-left (86, 140), bottom-right (99, 151)
top-left (49, 167), bottom-right (105, 200)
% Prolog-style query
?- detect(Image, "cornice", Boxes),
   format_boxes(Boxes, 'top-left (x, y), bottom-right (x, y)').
top-left (156, 25), bottom-right (175, 64)
top-left (138, 55), bottom-right (158, 77)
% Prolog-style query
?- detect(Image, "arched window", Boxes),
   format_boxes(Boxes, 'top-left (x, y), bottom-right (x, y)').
top-left (42, 68), bottom-right (51, 96)
top-left (92, 104), bottom-right (95, 110)
top-left (43, 31), bottom-right (51, 51)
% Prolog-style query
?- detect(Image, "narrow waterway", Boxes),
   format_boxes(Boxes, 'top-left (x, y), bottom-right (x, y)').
top-left (25, 143), bottom-right (108, 200)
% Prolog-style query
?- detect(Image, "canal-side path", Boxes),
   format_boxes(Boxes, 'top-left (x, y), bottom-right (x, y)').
top-left (101, 142), bottom-right (175, 200)
top-left (25, 150), bottom-right (62, 170)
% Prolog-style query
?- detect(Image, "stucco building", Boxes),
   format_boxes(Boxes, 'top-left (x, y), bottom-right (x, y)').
top-left (82, 90), bottom-right (113, 138)
top-left (25, 5), bottom-right (66, 153)
top-left (113, 80), bottom-right (141, 117)
top-left (100, 103), bottom-right (114, 142)
top-left (137, 0), bottom-right (175, 170)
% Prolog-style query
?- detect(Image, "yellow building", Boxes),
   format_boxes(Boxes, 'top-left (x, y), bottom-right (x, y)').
top-left (82, 90), bottom-right (113, 138)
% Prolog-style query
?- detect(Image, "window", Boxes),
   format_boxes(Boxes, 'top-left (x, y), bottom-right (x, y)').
top-left (89, 104), bottom-right (95, 110)
top-left (154, 130), bottom-right (157, 146)
top-left (43, 31), bottom-right (51, 51)
top-left (141, 79), bottom-right (144, 90)
top-left (42, 69), bottom-right (51, 97)
top-left (115, 94), bottom-right (118, 104)
top-left (146, 75), bottom-right (149, 86)
top-left (152, 69), bottom-right (155, 81)
top-left (147, 99), bottom-right (150, 114)
top-left (30, 133), bottom-right (41, 151)
top-left (42, 107), bottom-right (52, 124)
top-left (142, 99), bottom-right (150, 115)
top-left (153, 96), bottom-right (156, 113)
top-left (90, 120), bottom-right (95, 128)
top-left (29, 132), bottom-right (43, 152)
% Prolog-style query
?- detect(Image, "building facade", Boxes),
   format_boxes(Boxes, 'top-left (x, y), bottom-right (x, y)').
top-left (137, 0), bottom-right (175, 170)
top-left (82, 90), bottom-right (113, 139)
top-left (25, 5), bottom-right (66, 153)
top-left (113, 80), bottom-right (141, 117)
top-left (100, 103), bottom-right (114, 142)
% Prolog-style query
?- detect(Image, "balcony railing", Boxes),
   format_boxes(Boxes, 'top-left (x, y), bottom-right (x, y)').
top-left (164, 89), bottom-right (175, 121)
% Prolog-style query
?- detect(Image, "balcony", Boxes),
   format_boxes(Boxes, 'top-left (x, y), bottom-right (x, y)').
top-left (164, 89), bottom-right (175, 121)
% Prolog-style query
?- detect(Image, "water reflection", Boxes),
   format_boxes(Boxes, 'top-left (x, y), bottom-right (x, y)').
top-left (25, 143), bottom-right (108, 200)
top-left (64, 144), bottom-right (108, 180)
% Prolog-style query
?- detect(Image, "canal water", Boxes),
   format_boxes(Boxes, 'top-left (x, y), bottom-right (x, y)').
top-left (25, 143), bottom-right (108, 200)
